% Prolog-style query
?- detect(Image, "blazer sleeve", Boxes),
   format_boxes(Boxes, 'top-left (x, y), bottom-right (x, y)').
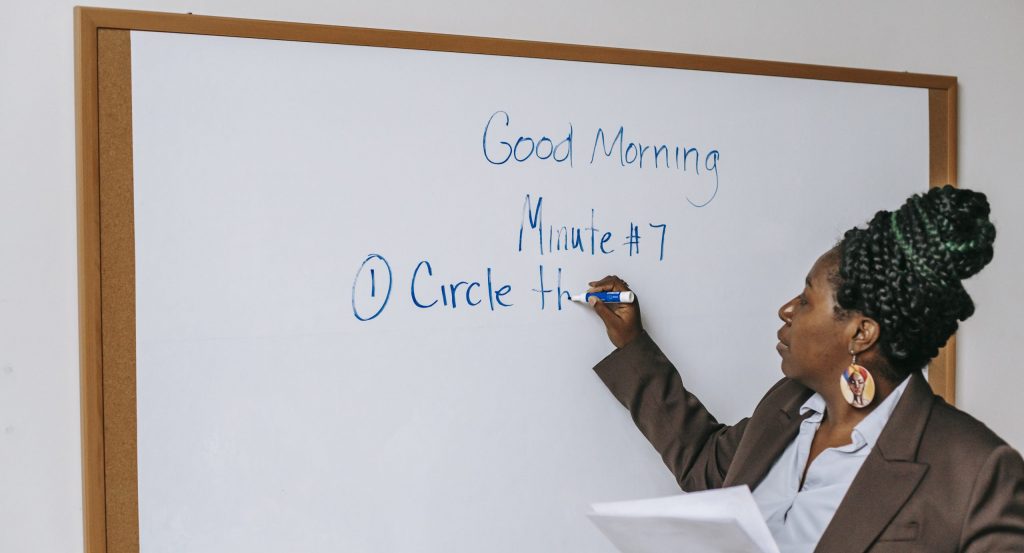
top-left (593, 331), bottom-right (760, 491)
top-left (959, 443), bottom-right (1024, 551)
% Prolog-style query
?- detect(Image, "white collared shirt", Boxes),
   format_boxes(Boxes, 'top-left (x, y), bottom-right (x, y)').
top-left (750, 377), bottom-right (910, 553)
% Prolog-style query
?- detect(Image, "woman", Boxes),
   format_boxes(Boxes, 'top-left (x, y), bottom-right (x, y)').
top-left (587, 186), bottom-right (1024, 552)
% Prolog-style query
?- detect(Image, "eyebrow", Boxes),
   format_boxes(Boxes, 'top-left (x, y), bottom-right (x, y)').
top-left (805, 276), bottom-right (813, 288)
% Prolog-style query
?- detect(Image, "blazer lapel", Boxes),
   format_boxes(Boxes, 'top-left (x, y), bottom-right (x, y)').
top-left (814, 372), bottom-right (934, 553)
top-left (724, 386), bottom-right (813, 488)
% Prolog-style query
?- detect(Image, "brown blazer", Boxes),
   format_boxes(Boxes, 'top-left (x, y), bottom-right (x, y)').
top-left (594, 332), bottom-right (1024, 552)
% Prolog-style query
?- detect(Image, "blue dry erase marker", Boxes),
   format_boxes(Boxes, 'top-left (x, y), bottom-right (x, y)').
top-left (570, 291), bottom-right (635, 304)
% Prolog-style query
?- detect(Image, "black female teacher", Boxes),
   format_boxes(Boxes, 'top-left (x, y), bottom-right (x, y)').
top-left (587, 186), bottom-right (1024, 552)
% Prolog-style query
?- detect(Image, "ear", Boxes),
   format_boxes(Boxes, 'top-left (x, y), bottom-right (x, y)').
top-left (848, 315), bottom-right (880, 355)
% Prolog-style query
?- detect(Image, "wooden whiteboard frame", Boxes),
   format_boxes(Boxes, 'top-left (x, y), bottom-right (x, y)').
top-left (74, 6), bottom-right (958, 552)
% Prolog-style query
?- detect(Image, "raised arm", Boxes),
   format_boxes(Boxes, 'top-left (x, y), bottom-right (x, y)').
top-left (587, 276), bottom-right (750, 490)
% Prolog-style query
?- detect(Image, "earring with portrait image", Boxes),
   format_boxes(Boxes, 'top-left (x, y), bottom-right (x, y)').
top-left (839, 352), bottom-right (875, 409)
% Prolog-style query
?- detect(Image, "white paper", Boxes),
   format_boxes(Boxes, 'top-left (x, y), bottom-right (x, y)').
top-left (588, 486), bottom-right (780, 553)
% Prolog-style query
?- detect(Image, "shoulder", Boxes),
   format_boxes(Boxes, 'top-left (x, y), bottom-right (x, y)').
top-left (879, 372), bottom-right (1017, 468)
top-left (923, 395), bottom-right (1015, 459)
top-left (920, 399), bottom-right (1024, 548)
top-left (914, 393), bottom-right (1024, 498)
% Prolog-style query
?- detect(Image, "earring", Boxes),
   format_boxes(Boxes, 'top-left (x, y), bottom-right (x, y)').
top-left (839, 352), bottom-right (875, 408)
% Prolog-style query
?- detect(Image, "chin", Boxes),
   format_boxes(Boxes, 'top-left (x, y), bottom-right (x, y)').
top-left (779, 361), bottom-right (794, 379)
top-left (779, 360), bottom-right (806, 383)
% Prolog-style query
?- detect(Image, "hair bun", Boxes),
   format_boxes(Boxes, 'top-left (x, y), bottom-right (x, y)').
top-left (895, 185), bottom-right (996, 283)
top-left (836, 185), bottom-right (997, 376)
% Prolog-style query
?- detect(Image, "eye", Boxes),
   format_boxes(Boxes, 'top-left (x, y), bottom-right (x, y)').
top-left (798, 294), bottom-right (808, 306)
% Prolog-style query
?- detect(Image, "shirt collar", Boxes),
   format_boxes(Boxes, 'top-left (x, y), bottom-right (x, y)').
top-left (799, 392), bottom-right (827, 420)
top-left (798, 375), bottom-right (912, 449)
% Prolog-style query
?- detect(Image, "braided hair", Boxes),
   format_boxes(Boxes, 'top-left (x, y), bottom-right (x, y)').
top-left (835, 185), bottom-right (996, 380)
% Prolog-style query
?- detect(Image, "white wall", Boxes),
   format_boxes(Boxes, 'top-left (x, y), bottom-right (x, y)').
top-left (1, 1), bottom-right (1021, 551)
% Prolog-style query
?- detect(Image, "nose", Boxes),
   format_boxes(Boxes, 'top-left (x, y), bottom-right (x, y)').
top-left (778, 296), bottom-right (797, 323)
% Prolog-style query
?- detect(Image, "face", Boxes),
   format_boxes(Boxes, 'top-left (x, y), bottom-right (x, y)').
top-left (776, 251), bottom-right (854, 387)
top-left (849, 372), bottom-right (865, 395)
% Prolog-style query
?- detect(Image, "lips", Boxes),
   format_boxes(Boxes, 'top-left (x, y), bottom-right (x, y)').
top-left (776, 329), bottom-right (789, 352)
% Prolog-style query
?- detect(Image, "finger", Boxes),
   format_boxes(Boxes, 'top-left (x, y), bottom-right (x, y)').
top-left (590, 298), bottom-right (620, 326)
top-left (588, 282), bottom-right (630, 294)
top-left (588, 275), bottom-right (629, 293)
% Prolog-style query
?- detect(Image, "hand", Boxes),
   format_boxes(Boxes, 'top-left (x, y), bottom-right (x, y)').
top-left (588, 275), bottom-right (643, 349)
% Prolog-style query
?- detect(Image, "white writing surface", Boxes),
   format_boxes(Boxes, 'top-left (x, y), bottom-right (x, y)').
top-left (130, 31), bottom-right (926, 552)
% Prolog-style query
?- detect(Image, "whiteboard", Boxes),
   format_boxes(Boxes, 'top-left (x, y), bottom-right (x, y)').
top-left (129, 30), bottom-right (927, 553)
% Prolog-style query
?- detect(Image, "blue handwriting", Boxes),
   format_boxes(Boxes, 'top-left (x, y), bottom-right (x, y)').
top-left (483, 111), bottom-right (573, 167)
top-left (518, 194), bottom-right (666, 260)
